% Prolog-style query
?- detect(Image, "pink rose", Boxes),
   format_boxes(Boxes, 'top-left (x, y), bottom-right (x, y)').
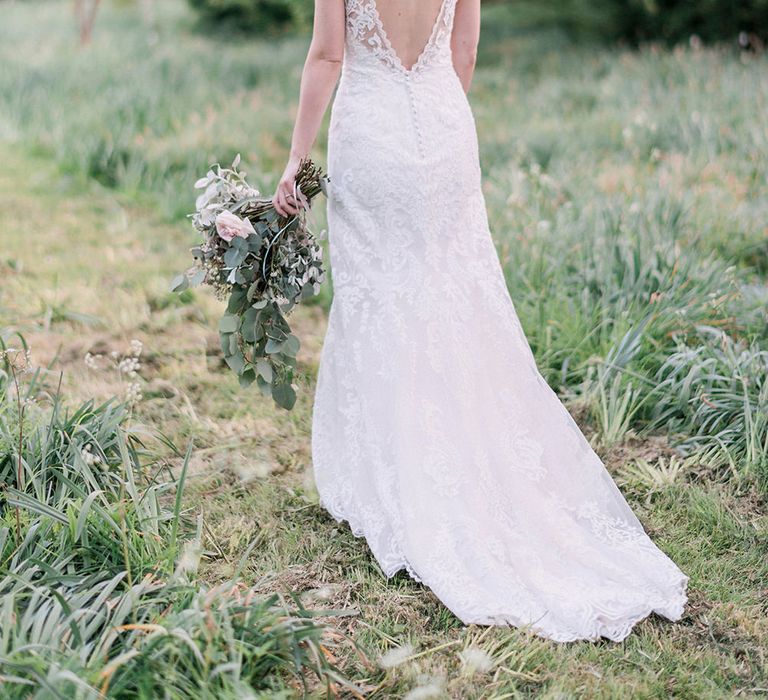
top-left (215, 211), bottom-right (256, 242)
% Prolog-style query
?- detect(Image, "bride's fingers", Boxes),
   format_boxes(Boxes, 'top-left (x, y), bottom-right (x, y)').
top-left (276, 188), bottom-right (293, 217)
top-left (279, 185), bottom-right (299, 216)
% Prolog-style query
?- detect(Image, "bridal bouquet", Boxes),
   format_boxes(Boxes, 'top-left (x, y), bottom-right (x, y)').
top-left (171, 155), bottom-right (328, 410)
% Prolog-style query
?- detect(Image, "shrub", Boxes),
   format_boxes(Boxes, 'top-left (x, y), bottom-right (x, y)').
top-left (187, 0), bottom-right (313, 34)
top-left (502, 0), bottom-right (768, 44)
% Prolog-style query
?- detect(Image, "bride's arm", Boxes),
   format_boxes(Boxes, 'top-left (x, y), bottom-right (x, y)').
top-left (273, 0), bottom-right (346, 217)
top-left (451, 0), bottom-right (481, 93)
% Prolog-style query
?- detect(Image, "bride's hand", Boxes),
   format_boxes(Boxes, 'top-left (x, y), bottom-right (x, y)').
top-left (272, 156), bottom-right (304, 218)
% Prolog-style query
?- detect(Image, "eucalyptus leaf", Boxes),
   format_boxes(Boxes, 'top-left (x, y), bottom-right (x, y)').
top-left (219, 315), bottom-right (239, 333)
top-left (265, 338), bottom-right (286, 355)
top-left (256, 375), bottom-right (272, 397)
top-left (239, 368), bottom-right (256, 388)
top-left (170, 274), bottom-right (189, 293)
top-left (232, 236), bottom-right (249, 251)
top-left (256, 359), bottom-right (273, 383)
top-left (189, 268), bottom-right (206, 287)
top-left (227, 289), bottom-right (247, 314)
top-left (240, 307), bottom-right (259, 343)
top-left (225, 351), bottom-right (245, 374)
top-left (224, 246), bottom-right (247, 269)
top-left (272, 383), bottom-right (297, 411)
top-left (247, 234), bottom-right (263, 252)
top-left (283, 334), bottom-right (300, 357)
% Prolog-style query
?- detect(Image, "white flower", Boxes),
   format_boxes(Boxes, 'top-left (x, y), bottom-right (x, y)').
top-left (175, 539), bottom-right (202, 577)
top-left (459, 646), bottom-right (494, 674)
top-left (313, 585), bottom-right (337, 601)
top-left (379, 643), bottom-right (415, 669)
top-left (125, 381), bottom-right (142, 406)
top-left (403, 678), bottom-right (445, 700)
top-left (629, 202), bottom-right (641, 214)
top-left (129, 339), bottom-right (143, 357)
top-left (84, 352), bottom-right (101, 370)
top-left (80, 444), bottom-right (102, 466)
top-left (119, 356), bottom-right (141, 377)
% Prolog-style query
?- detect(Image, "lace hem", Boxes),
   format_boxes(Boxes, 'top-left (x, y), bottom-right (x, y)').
top-left (320, 495), bottom-right (425, 584)
top-left (319, 497), bottom-right (689, 644)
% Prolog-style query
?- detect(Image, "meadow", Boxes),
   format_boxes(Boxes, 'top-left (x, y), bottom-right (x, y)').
top-left (1, 0), bottom-right (767, 697)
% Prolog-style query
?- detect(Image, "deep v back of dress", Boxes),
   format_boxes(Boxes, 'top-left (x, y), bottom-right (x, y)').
top-left (371, 0), bottom-right (446, 71)
top-left (311, 0), bottom-right (689, 642)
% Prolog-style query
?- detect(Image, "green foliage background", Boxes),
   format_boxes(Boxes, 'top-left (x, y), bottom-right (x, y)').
top-left (188, 0), bottom-right (314, 33)
top-left (507, 0), bottom-right (768, 44)
top-left (187, 0), bottom-right (768, 43)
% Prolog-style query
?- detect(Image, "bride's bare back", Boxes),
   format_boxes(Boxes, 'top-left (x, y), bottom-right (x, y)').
top-left (374, 0), bottom-right (445, 71)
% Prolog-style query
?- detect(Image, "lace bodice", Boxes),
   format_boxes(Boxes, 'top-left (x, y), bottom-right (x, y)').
top-left (343, 0), bottom-right (457, 79)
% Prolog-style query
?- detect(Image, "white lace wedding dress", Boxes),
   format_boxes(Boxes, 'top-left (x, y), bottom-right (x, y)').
top-left (311, 0), bottom-right (688, 642)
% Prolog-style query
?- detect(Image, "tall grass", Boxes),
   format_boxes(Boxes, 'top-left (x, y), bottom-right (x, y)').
top-left (0, 337), bottom-right (359, 697)
top-left (651, 328), bottom-right (768, 485)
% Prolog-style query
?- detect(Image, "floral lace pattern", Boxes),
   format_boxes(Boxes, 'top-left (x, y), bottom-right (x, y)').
top-left (311, 0), bottom-right (689, 642)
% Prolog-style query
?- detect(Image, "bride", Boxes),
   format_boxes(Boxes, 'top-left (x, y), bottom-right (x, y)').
top-left (272, 0), bottom-right (688, 642)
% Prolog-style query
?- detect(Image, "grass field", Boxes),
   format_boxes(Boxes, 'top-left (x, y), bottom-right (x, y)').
top-left (1, 1), bottom-right (767, 697)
